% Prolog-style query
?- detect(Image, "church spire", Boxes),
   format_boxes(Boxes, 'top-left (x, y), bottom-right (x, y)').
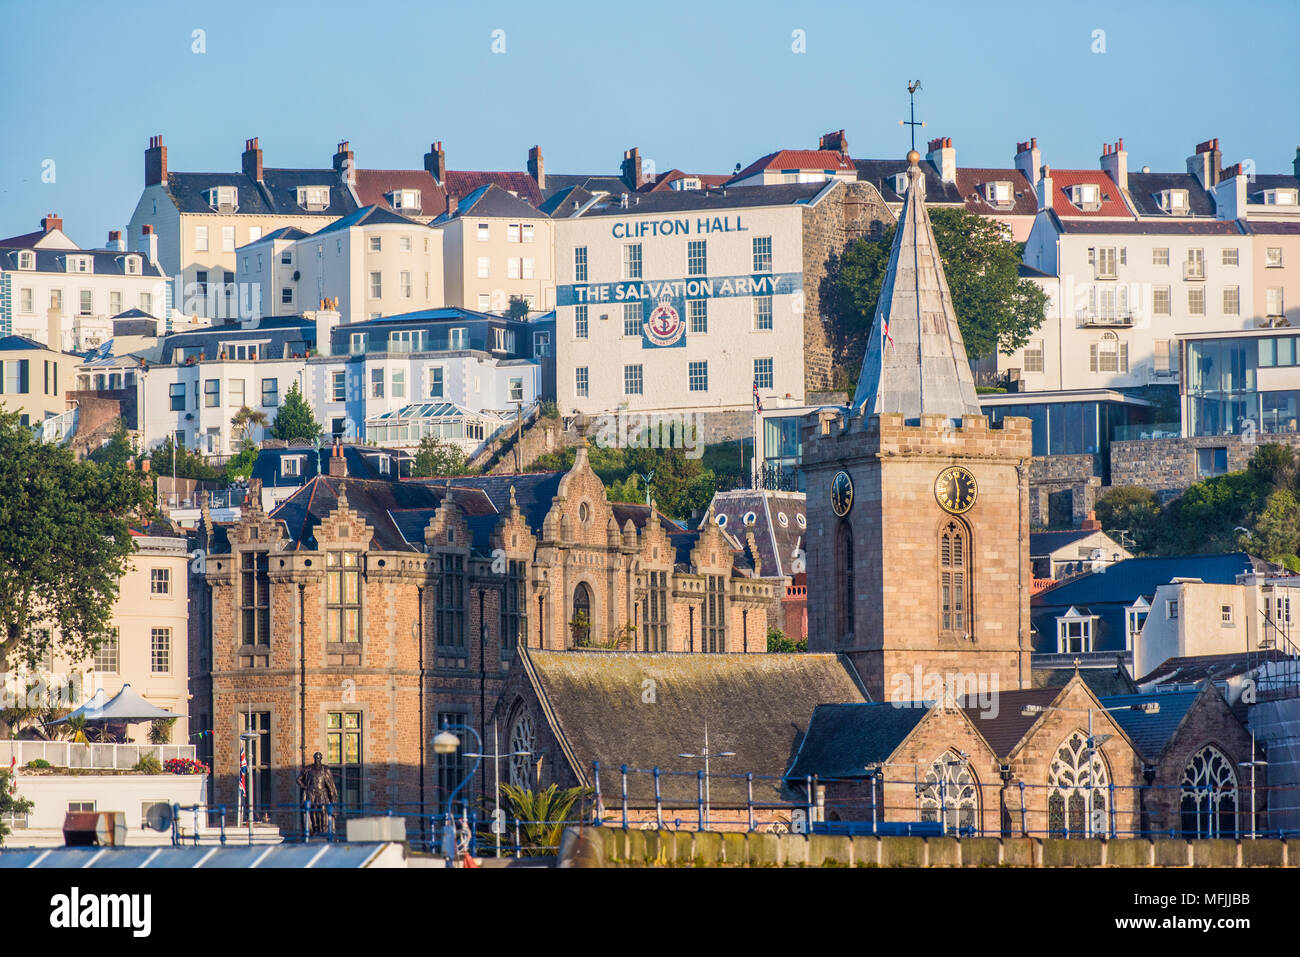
top-left (851, 150), bottom-right (981, 425)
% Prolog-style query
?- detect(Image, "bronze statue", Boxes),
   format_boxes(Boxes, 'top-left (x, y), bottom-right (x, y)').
top-left (297, 751), bottom-right (338, 835)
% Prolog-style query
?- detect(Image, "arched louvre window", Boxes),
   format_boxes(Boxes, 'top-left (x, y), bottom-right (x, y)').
top-left (571, 583), bottom-right (592, 647)
top-left (1180, 746), bottom-right (1238, 838)
top-left (918, 750), bottom-right (978, 832)
top-left (939, 520), bottom-right (970, 634)
top-left (1047, 731), bottom-right (1109, 837)
top-left (838, 521), bottom-right (854, 637)
top-left (507, 702), bottom-right (536, 789)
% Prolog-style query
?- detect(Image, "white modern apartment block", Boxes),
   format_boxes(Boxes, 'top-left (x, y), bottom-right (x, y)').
top-left (553, 185), bottom-right (816, 419)
top-left (0, 215), bottom-right (169, 348)
top-left (235, 207), bottom-right (444, 323)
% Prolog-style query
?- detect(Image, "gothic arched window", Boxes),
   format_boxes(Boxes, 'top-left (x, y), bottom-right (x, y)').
top-left (939, 520), bottom-right (971, 635)
top-left (1180, 745), bottom-right (1238, 838)
top-left (1047, 730), bottom-right (1110, 837)
top-left (507, 702), bottom-right (536, 790)
top-left (918, 750), bottom-right (979, 832)
top-left (571, 582), bottom-right (592, 647)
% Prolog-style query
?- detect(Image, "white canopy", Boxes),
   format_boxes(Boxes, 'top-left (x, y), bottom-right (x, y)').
top-left (48, 684), bottom-right (180, 724)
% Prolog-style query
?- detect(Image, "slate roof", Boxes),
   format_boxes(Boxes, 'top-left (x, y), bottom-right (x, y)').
top-left (1097, 689), bottom-right (1202, 761)
top-left (520, 649), bottom-right (868, 806)
top-left (0, 334), bottom-right (51, 352)
top-left (540, 173), bottom-right (633, 199)
top-left (704, 489), bottom-right (806, 579)
top-left (0, 229), bottom-right (50, 248)
top-left (1031, 664), bottom-right (1137, 697)
top-left (443, 170), bottom-right (543, 206)
top-left (785, 703), bottom-right (929, 780)
top-left (1031, 553), bottom-right (1263, 654)
top-left (731, 149), bottom-right (855, 183)
top-left (537, 184), bottom-right (599, 217)
top-left (954, 167), bottom-right (1039, 217)
top-left (1247, 221), bottom-right (1300, 235)
top-left (353, 169), bottom-right (449, 219)
top-left (163, 170), bottom-right (359, 217)
top-left (1247, 173), bottom-right (1300, 200)
top-left (157, 316), bottom-right (316, 363)
top-left (644, 170), bottom-right (731, 192)
top-left (851, 158), bottom-right (982, 424)
top-left (960, 687), bottom-right (1065, 758)
top-left (254, 226), bottom-right (310, 243)
top-left (1049, 211), bottom-right (1243, 235)
top-left (574, 182), bottom-right (825, 218)
top-left (1046, 169), bottom-right (1133, 218)
top-left (854, 158), bottom-right (966, 205)
top-left (446, 184), bottom-right (545, 220)
top-left (250, 445), bottom-right (408, 489)
top-left (1135, 649), bottom-right (1293, 687)
top-left (313, 205), bottom-right (428, 234)
top-left (1125, 171), bottom-right (1218, 218)
top-left (1029, 529), bottom-right (1125, 558)
top-left (0, 246), bottom-right (166, 278)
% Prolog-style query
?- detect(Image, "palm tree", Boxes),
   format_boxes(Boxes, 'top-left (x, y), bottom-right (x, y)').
top-left (499, 783), bottom-right (592, 855)
top-left (230, 406), bottom-right (270, 450)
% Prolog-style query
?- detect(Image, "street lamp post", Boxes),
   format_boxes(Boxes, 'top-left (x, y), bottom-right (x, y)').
top-left (678, 723), bottom-right (735, 829)
top-left (459, 721), bottom-right (532, 858)
top-left (432, 722), bottom-right (482, 867)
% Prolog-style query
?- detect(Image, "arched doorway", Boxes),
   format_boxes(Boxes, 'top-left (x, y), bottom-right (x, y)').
top-left (571, 582), bottom-right (592, 647)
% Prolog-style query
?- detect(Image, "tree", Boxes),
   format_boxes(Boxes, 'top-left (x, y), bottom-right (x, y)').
top-left (828, 207), bottom-right (1048, 378)
top-left (269, 382), bottom-right (323, 442)
top-left (1246, 488), bottom-right (1300, 569)
top-left (498, 783), bottom-right (592, 855)
top-left (230, 405), bottom-right (269, 450)
top-left (766, 627), bottom-right (808, 653)
top-left (0, 770), bottom-right (33, 843)
top-left (88, 423), bottom-right (136, 470)
top-left (1094, 486), bottom-right (1161, 552)
top-left (506, 296), bottom-right (531, 320)
top-left (148, 437), bottom-right (221, 481)
top-left (224, 446), bottom-right (258, 482)
top-left (411, 434), bottom-right (470, 478)
top-left (0, 413), bottom-right (151, 667)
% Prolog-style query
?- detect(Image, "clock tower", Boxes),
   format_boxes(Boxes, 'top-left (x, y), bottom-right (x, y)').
top-left (803, 151), bottom-right (1032, 700)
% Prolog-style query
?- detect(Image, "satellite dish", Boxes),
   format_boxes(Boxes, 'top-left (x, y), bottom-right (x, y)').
top-left (144, 801), bottom-right (174, 832)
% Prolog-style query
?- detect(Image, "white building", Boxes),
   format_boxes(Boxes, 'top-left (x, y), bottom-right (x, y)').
top-left (0, 215), bottom-right (169, 349)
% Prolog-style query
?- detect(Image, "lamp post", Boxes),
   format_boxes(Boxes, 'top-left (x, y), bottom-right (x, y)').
top-left (432, 722), bottom-right (482, 867)
top-left (1022, 700), bottom-right (1158, 838)
top-left (678, 722), bottom-right (735, 829)
top-left (459, 720), bottom-right (531, 858)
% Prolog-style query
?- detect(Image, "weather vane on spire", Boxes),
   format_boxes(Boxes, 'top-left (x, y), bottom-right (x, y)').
top-left (899, 80), bottom-right (926, 153)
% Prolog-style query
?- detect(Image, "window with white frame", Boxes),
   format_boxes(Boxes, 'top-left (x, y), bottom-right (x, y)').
top-left (477, 257), bottom-right (490, 279)
top-left (1091, 247), bottom-right (1118, 279)
top-left (222, 226), bottom-right (235, 252)
top-left (754, 357), bottom-right (773, 390)
top-left (370, 368), bottom-right (384, 398)
top-left (151, 568), bottom-right (170, 595)
top-left (624, 364), bottom-right (643, 395)
top-left (687, 240), bottom-right (707, 276)
top-left (429, 367), bottom-right (444, 398)
top-left (79, 289), bottom-right (93, 315)
top-left (575, 304), bottom-right (588, 339)
top-left (1023, 340), bottom-right (1045, 373)
top-left (1153, 285), bottom-right (1171, 316)
top-left (1153, 247), bottom-right (1170, 267)
top-left (1057, 614), bottom-right (1093, 653)
top-left (753, 296), bottom-right (773, 330)
top-left (369, 272), bottom-right (382, 298)
top-left (19, 288), bottom-right (33, 314)
top-left (1221, 604), bottom-right (1234, 625)
top-left (1089, 333), bottom-right (1128, 373)
top-left (151, 628), bottom-right (171, 673)
top-left (282, 455), bottom-right (304, 477)
top-left (623, 244), bottom-right (642, 280)
top-left (368, 236), bottom-right (382, 253)
top-left (521, 258), bottom-right (535, 280)
top-left (1223, 286), bottom-right (1240, 315)
top-left (229, 378), bottom-right (245, 408)
top-left (400, 271), bottom-right (412, 298)
top-left (94, 628), bottom-right (119, 673)
top-left (332, 371), bottom-right (346, 402)
top-left (1267, 287), bottom-right (1284, 318)
top-left (1125, 604), bottom-right (1148, 649)
top-left (623, 302), bottom-right (642, 336)
top-left (688, 361), bottom-right (708, 392)
top-left (688, 299), bottom-right (707, 334)
top-left (476, 223), bottom-right (490, 241)
top-left (392, 369), bottom-right (405, 399)
top-left (1154, 339), bottom-right (1180, 374)
top-left (1186, 247), bottom-right (1205, 278)
top-left (753, 236), bottom-right (773, 273)
top-left (1222, 248), bottom-right (1239, 267)
top-left (1188, 287), bottom-right (1205, 315)
top-left (125, 255), bottom-right (141, 275)
top-left (17, 250), bottom-right (34, 270)
top-left (507, 223), bottom-right (521, 244)
top-left (507, 258), bottom-right (520, 280)
top-left (1266, 247), bottom-right (1283, 268)
top-left (574, 246), bottom-right (587, 282)
top-left (575, 366), bottom-right (588, 397)
top-left (194, 226), bottom-right (208, 252)
top-left (522, 224), bottom-right (535, 243)
top-left (297, 187), bottom-right (330, 210)
top-left (509, 377), bottom-right (523, 402)
top-left (399, 236), bottom-right (411, 253)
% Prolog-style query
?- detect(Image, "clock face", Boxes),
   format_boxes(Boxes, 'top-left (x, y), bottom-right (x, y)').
top-left (935, 466), bottom-right (977, 514)
top-left (830, 470), bottom-right (854, 518)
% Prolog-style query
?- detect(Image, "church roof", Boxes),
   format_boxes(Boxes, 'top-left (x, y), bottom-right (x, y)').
top-left (784, 703), bottom-right (930, 780)
top-left (851, 154), bottom-right (981, 424)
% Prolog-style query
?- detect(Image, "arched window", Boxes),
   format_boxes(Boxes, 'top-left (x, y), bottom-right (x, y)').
top-left (1180, 745), bottom-right (1238, 838)
top-left (918, 750), bottom-right (979, 832)
top-left (570, 582), bottom-right (591, 647)
top-left (507, 702), bottom-right (536, 790)
top-left (837, 521), bottom-right (854, 638)
top-left (939, 520), bottom-right (971, 635)
top-left (1047, 730), bottom-right (1110, 837)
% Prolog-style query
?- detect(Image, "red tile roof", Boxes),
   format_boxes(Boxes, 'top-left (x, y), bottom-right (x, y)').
top-left (731, 149), bottom-right (855, 183)
top-left (1047, 169), bottom-right (1134, 219)
top-left (443, 170), bottom-right (543, 206)
top-left (354, 170), bottom-right (448, 219)
top-left (954, 167), bottom-right (1039, 217)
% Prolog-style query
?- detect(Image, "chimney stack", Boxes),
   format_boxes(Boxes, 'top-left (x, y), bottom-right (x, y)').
top-left (41, 213), bottom-right (64, 234)
top-left (1080, 510), bottom-right (1102, 531)
top-left (107, 230), bottom-right (124, 251)
top-left (1187, 137), bottom-right (1222, 188)
top-left (527, 145), bottom-right (545, 190)
top-left (140, 224), bottom-right (158, 266)
top-left (621, 148), bottom-right (644, 189)
top-left (242, 137), bottom-right (263, 183)
top-left (329, 439), bottom-right (347, 477)
top-left (424, 141), bottom-right (446, 183)
top-left (333, 140), bottom-right (355, 186)
top-left (1099, 138), bottom-right (1128, 191)
top-left (1015, 136), bottom-right (1042, 188)
top-left (145, 135), bottom-right (167, 187)
top-left (1037, 165), bottom-right (1054, 212)
top-left (925, 136), bottom-right (957, 184)
top-left (1293, 146), bottom-right (1300, 180)
top-left (818, 129), bottom-right (849, 157)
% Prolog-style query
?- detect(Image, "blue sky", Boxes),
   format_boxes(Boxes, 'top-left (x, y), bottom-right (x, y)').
top-left (2, 0), bottom-right (1297, 248)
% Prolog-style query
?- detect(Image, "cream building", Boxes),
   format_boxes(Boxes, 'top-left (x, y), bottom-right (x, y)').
top-left (435, 184), bottom-right (554, 315)
top-left (0, 334), bottom-right (78, 428)
top-left (236, 207), bottom-right (444, 323)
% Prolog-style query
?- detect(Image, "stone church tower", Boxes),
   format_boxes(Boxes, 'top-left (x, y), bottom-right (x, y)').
top-left (803, 151), bottom-right (1032, 700)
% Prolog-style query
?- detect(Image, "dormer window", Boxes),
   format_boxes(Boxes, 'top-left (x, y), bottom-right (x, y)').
top-left (891, 172), bottom-right (910, 195)
top-left (1069, 183), bottom-right (1101, 211)
top-left (670, 177), bottom-right (702, 191)
top-left (1156, 189), bottom-right (1189, 214)
top-left (390, 189), bottom-right (421, 212)
top-left (1057, 607), bottom-right (1096, 654)
top-left (1262, 188), bottom-right (1299, 206)
top-left (282, 455), bottom-right (305, 478)
top-left (984, 181), bottom-right (1013, 205)
top-left (124, 255), bottom-right (142, 275)
top-left (206, 186), bottom-right (238, 211)
top-left (66, 254), bottom-right (93, 274)
top-left (17, 251), bottom-right (34, 270)
top-left (297, 187), bottom-right (330, 211)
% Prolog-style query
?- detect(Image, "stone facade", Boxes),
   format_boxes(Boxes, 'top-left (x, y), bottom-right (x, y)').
top-left (800, 181), bottom-right (895, 393)
top-left (802, 410), bottom-right (1034, 699)
top-left (1111, 433), bottom-right (1300, 499)
top-left (1028, 454), bottom-right (1101, 527)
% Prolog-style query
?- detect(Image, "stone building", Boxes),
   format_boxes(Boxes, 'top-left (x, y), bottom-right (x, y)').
top-left (195, 442), bottom-right (781, 824)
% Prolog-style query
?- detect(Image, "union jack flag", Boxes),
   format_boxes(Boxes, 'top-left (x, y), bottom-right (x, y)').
top-left (238, 741), bottom-right (247, 798)
top-left (752, 381), bottom-right (762, 414)
top-left (881, 310), bottom-right (894, 350)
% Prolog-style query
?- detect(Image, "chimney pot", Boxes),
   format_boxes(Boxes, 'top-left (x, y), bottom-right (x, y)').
top-left (41, 214), bottom-right (63, 233)
top-left (145, 134), bottom-right (167, 187)
top-left (142, 223), bottom-right (154, 235)
top-left (242, 136), bottom-right (264, 182)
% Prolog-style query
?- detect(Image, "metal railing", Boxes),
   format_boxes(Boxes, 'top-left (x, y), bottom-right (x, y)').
top-left (0, 740), bottom-right (195, 770)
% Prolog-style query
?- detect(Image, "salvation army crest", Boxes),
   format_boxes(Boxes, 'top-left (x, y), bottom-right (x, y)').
top-left (643, 294), bottom-right (686, 348)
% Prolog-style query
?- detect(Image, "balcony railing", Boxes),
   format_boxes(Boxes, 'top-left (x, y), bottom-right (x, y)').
top-left (1078, 314), bottom-right (1134, 328)
top-left (1183, 262), bottom-right (1206, 281)
top-left (0, 740), bottom-right (196, 771)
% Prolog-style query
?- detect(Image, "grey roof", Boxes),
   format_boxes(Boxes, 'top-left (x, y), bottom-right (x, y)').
top-left (855, 158), bottom-right (966, 205)
top-left (157, 317), bottom-right (316, 363)
top-left (0, 334), bottom-right (49, 351)
top-left (785, 703), bottom-right (929, 780)
top-left (1047, 210), bottom-right (1243, 235)
top-left (0, 246), bottom-right (166, 278)
top-left (960, 686), bottom-right (1065, 758)
top-left (521, 649), bottom-right (868, 806)
top-left (163, 169), bottom-right (358, 217)
top-left (1030, 529), bottom-right (1110, 557)
top-left (313, 205), bottom-right (426, 235)
top-left (541, 173), bottom-right (633, 198)
top-left (703, 489), bottom-right (806, 579)
top-left (1136, 649), bottom-right (1293, 687)
top-left (250, 445), bottom-right (408, 489)
top-left (1098, 689), bottom-right (1202, 761)
top-left (851, 159), bottom-right (981, 424)
top-left (573, 182), bottom-right (825, 217)
top-left (441, 183), bottom-right (543, 221)
top-left (1126, 171), bottom-right (1218, 218)
top-left (1031, 664), bottom-right (1137, 697)
top-left (538, 184), bottom-right (599, 217)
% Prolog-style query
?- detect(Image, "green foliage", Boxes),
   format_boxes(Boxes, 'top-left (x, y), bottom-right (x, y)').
top-left (1094, 485), bottom-right (1161, 551)
top-left (148, 717), bottom-right (178, 746)
top-left (149, 437), bottom-right (221, 481)
top-left (505, 296), bottom-right (531, 320)
top-left (88, 423), bottom-right (137, 470)
top-left (538, 400), bottom-right (560, 420)
top-left (0, 770), bottom-right (33, 843)
top-left (133, 753), bottom-right (163, 774)
top-left (230, 405), bottom-right (270, 450)
top-left (498, 783), bottom-right (592, 855)
top-left (533, 440), bottom-right (718, 521)
top-left (26, 759), bottom-right (51, 769)
top-left (269, 382), bottom-right (323, 442)
top-left (827, 207), bottom-right (1048, 379)
top-left (224, 446), bottom-right (258, 483)
top-left (411, 434), bottom-right (470, 478)
top-left (0, 412), bottom-right (151, 666)
top-left (1245, 488), bottom-right (1300, 565)
top-left (766, 627), bottom-right (808, 653)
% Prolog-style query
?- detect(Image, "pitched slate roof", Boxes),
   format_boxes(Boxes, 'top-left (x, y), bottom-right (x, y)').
top-left (855, 158), bottom-right (967, 205)
top-left (644, 170), bottom-right (730, 192)
top-left (954, 167), bottom-right (1038, 217)
top-left (353, 169), bottom-right (449, 219)
top-left (1135, 649), bottom-right (1293, 687)
top-left (250, 445), bottom-right (407, 489)
top-left (1049, 212), bottom-right (1243, 235)
top-left (1125, 171), bottom-right (1217, 218)
top-left (0, 246), bottom-right (166, 278)
top-left (960, 686), bottom-right (1064, 758)
top-left (537, 184), bottom-right (599, 217)
top-left (0, 334), bottom-right (51, 352)
top-left (785, 703), bottom-right (929, 780)
top-left (703, 489), bottom-right (806, 579)
top-left (731, 149), bottom-right (855, 183)
top-left (1098, 689), bottom-right (1202, 761)
top-left (163, 170), bottom-right (359, 218)
top-left (540, 173), bottom-right (633, 199)
top-left (446, 183), bottom-right (545, 220)
top-left (520, 649), bottom-right (868, 806)
top-left (1247, 221), bottom-right (1300, 235)
top-left (313, 205), bottom-right (428, 234)
top-left (575, 182), bottom-right (825, 218)
top-left (156, 317), bottom-right (316, 363)
top-left (1031, 664), bottom-right (1137, 697)
top-left (1046, 169), bottom-right (1133, 218)
top-left (851, 158), bottom-right (982, 424)
top-left (443, 170), bottom-right (543, 206)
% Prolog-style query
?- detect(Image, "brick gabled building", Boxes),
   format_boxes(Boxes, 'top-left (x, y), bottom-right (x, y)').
top-left (196, 443), bottom-right (781, 825)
